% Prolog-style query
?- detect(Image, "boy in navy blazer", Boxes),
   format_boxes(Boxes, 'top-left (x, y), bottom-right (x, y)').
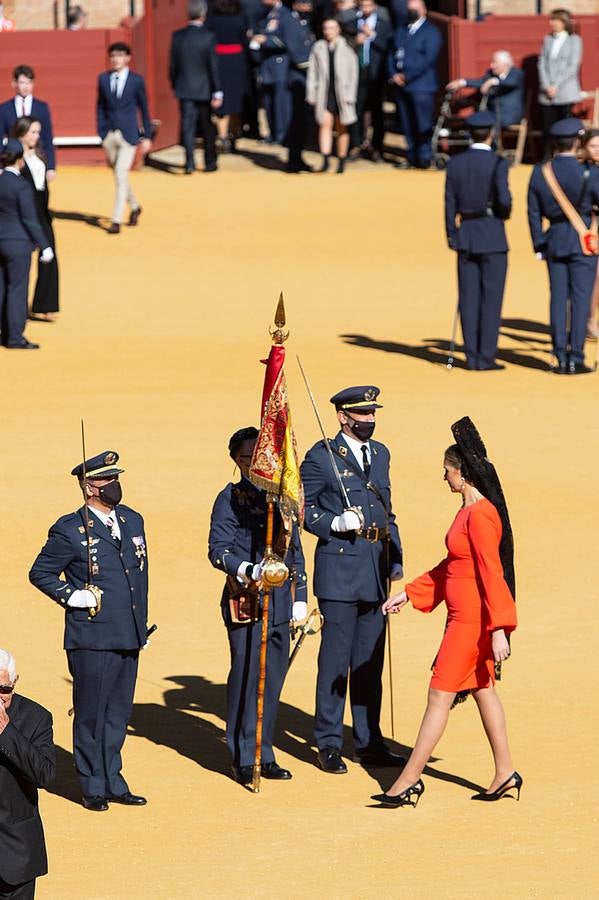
top-left (96, 43), bottom-right (153, 234)
top-left (388, 0), bottom-right (442, 168)
top-left (0, 65), bottom-right (56, 176)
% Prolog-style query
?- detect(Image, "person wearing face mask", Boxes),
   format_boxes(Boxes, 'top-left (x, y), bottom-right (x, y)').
top-left (300, 386), bottom-right (404, 774)
top-left (29, 451), bottom-right (149, 812)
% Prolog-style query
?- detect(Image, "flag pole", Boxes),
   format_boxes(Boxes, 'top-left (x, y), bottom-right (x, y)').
top-left (252, 294), bottom-right (290, 794)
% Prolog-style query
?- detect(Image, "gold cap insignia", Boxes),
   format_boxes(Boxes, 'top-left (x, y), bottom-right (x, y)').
top-left (104, 452), bottom-right (117, 465)
top-left (364, 388), bottom-right (376, 401)
top-left (339, 446), bottom-right (347, 457)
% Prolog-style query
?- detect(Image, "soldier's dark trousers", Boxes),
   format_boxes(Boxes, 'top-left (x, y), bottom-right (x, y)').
top-left (314, 599), bottom-right (385, 752)
top-left (261, 82), bottom-right (290, 145)
top-left (226, 619), bottom-right (289, 767)
top-left (67, 649), bottom-right (139, 798)
top-left (287, 75), bottom-right (309, 168)
top-left (546, 254), bottom-right (596, 365)
top-left (0, 243), bottom-right (32, 346)
top-left (457, 250), bottom-right (508, 369)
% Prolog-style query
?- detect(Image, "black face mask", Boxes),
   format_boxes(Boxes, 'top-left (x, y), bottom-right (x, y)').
top-left (97, 481), bottom-right (122, 507)
top-left (346, 415), bottom-right (376, 442)
top-left (408, 9), bottom-right (420, 21)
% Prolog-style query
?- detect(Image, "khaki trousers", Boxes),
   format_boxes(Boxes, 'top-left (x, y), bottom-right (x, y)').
top-left (102, 130), bottom-right (139, 224)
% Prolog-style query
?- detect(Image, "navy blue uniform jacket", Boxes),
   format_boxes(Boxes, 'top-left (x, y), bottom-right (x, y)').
top-left (465, 67), bottom-right (525, 128)
top-left (0, 98), bottom-right (56, 170)
top-left (208, 479), bottom-right (307, 627)
top-left (0, 170), bottom-right (48, 249)
top-left (96, 71), bottom-right (152, 145)
top-left (445, 148), bottom-right (511, 252)
top-left (301, 434), bottom-right (402, 603)
top-left (29, 504), bottom-right (148, 651)
top-left (255, 6), bottom-right (293, 85)
top-left (388, 19), bottom-right (442, 92)
top-left (527, 156), bottom-right (599, 257)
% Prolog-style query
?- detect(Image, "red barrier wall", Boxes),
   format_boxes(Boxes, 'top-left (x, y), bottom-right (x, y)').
top-left (0, 28), bottom-right (130, 164)
top-left (445, 14), bottom-right (599, 123)
top-left (147, 0), bottom-right (187, 150)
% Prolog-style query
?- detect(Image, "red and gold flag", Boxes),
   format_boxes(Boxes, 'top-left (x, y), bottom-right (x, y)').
top-left (249, 343), bottom-right (304, 525)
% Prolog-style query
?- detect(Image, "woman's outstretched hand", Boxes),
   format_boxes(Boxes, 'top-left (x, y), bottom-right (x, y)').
top-left (382, 591), bottom-right (408, 615)
top-left (492, 629), bottom-right (510, 663)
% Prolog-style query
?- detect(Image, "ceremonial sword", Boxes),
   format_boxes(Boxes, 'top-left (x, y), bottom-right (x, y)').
top-left (81, 420), bottom-right (103, 619)
top-left (288, 608), bottom-right (324, 669)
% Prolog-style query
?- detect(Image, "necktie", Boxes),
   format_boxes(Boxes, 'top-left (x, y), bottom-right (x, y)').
top-left (111, 73), bottom-right (118, 96)
top-left (361, 445), bottom-right (371, 478)
top-left (106, 516), bottom-right (119, 540)
top-left (20, 97), bottom-right (26, 116)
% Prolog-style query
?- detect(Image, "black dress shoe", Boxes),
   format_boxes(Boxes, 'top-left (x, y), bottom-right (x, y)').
top-left (552, 362), bottom-right (568, 374)
top-left (107, 222), bottom-right (120, 234)
top-left (231, 765), bottom-right (253, 785)
top-left (478, 362), bottom-right (506, 371)
top-left (184, 166), bottom-right (195, 174)
top-left (568, 361), bottom-right (593, 375)
top-left (286, 160), bottom-right (313, 173)
top-left (354, 745), bottom-right (406, 767)
top-left (6, 339), bottom-right (39, 349)
top-left (82, 795), bottom-right (108, 811)
top-left (316, 747), bottom-right (347, 774)
top-left (205, 164), bottom-right (218, 173)
top-left (261, 761), bottom-right (292, 780)
top-left (129, 206), bottom-right (142, 226)
top-left (106, 791), bottom-right (147, 805)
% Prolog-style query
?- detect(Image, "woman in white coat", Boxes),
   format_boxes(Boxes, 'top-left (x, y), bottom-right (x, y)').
top-left (306, 19), bottom-right (358, 173)
top-left (538, 8), bottom-right (582, 157)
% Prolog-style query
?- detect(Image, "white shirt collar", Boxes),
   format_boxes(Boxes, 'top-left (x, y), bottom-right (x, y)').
top-left (471, 142), bottom-right (492, 151)
top-left (4, 165), bottom-right (21, 175)
top-left (14, 94), bottom-right (32, 116)
top-left (340, 431), bottom-right (371, 469)
top-left (88, 503), bottom-right (121, 538)
top-left (408, 16), bottom-right (426, 34)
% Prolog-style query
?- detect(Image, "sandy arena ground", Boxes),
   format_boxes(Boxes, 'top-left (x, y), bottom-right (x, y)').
top-left (2, 146), bottom-right (598, 899)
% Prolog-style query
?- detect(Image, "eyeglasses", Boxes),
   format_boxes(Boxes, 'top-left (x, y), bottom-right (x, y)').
top-left (0, 684), bottom-right (16, 695)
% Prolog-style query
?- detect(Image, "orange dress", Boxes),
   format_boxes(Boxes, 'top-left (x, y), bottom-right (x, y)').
top-left (406, 498), bottom-right (517, 692)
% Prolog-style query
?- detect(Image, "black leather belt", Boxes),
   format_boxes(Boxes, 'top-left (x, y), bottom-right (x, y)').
top-left (357, 526), bottom-right (390, 543)
top-left (460, 209), bottom-right (493, 221)
top-left (548, 213), bottom-right (592, 224)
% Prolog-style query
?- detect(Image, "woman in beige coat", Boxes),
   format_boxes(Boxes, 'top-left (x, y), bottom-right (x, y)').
top-left (306, 19), bottom-right (358, 173)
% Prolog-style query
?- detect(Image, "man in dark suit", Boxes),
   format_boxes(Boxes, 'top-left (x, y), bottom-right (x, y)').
top-left (29, 451), bottom-right (150, 811)
top-left (0, 65), bottom-right (56, 179)
top-left (251, 0), bottom-right (293, 145)
top-left (300, 387), bottom-right (404, 775)
top-left (0, 139), bottom-right (54, 351)
top-left (0, 647), bottom-right (55, 900)
top-left (445, 111), bottom-right (512, 371)
top-left (169, 0), bottom-right (223, 175)
top-left (208, 428), bottom-right (308, 785)
top-left (96, 42), bottom-right (153, 234)
top-left (388, 0), bottom-right (442, 168)
top-left (282, 0), bottom-right (315, 172)
top-left (447, 51), bottom-right (525, 129)
top-left (528, 118), bottom-right (599, 375)
top-left (354, 0), bottom-right (392, 160)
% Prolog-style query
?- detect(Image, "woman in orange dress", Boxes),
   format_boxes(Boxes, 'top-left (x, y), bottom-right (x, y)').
top-left (372, 417), bottom-right (521, 808)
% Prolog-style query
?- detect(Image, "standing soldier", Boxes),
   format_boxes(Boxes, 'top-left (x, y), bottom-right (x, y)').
top-left (251, 0), bottom-right (292, 145)
top-left (208, 427), bottom-right (308, 786)
top-left (29, 451), bottom-right (149, 811)
top-left (528, 117), bottom-right (599, 374)
top-left (300, 386), bottom-right (404, 774)
top-left (284, 0), bottom-right (315, 173)
top-left (445, 110), bottom-right (512, 371)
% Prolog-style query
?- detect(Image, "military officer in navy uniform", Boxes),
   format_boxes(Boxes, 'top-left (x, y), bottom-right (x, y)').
top-left (251, 0), bottom-right (292, 144)
top-left (29, 451), bottom-right (149, 812)
top-left (283, 0), bottom-right (315, 173)
top-left (300, 387), bottom-right (404, 774)
top-left (528, 117), bottom-right (599, 374)
top-left (445, 110), bottom-right (512, 371)
top-left (208, 427), bottom-right (308, 786)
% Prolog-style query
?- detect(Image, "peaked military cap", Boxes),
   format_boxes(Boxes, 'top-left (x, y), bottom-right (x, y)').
top-left (465, 111), bottom-right (495, 130)
top-left (330, 386), bottom-right (382, 411)
top-left (549, 117), bottom-right (584, 138)
top-left (71, 450), bottom-right (124, 480)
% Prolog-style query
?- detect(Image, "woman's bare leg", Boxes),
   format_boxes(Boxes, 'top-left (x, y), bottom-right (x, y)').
top-left (319, 111), bottom-right (334, 155)
top-left (386, 687), bottom-right (455, 796)
top-left (336, 122), bottom-right (350, 159)
top-left (216, 115), bottom-right (230, 141)
top-left (472, 683), bottom-right (515, 792)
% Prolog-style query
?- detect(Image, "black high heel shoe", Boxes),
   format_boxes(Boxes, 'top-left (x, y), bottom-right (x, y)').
top-left (472, 771), bottom-right (523, 802)
top-left (319, 154), bottom-right (331, 173)
top-left (371, 779), bottom-right (425, 808)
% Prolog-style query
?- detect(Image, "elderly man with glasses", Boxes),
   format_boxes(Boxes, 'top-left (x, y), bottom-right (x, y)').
top-left (0, 648), bottom-right (55, 900)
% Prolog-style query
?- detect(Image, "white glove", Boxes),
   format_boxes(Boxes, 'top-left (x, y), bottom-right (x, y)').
top-left (67, 589), bottom-right (97, 609)
top-left (40, 247), bottom-right (54, 263)
top-left (251, 562), bottom-right (263, 582)
top-left (237, 560), bottom-right (264, 584)
top-left (331, 510), bottom-right (362, 532)
top-left (292, 601), bottom-right (307, 622)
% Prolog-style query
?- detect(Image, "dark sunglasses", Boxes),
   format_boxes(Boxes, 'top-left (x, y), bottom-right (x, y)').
top-left (0, 683), bottom-right (16, 695)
